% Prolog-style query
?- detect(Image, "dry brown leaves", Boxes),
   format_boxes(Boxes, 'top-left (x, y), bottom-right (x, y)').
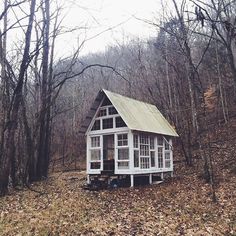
top-left (0, 168), bottom-right (235, 236)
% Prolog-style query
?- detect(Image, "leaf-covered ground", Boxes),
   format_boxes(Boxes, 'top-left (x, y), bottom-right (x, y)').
top-left (0, 167), bottom-right (235, 236)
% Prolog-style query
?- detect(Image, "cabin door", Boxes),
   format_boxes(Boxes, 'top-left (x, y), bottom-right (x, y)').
top-left (103, 134), bottom-right (115, 171)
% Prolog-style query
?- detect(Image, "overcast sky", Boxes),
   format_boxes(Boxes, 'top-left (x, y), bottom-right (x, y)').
top-left (55, 0), bottom-right (167, 57)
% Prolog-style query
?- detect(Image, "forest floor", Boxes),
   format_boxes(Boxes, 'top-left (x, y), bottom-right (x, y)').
top-left (0, 121), bottom-right (236, 235)
top-left (0, 167), bottom-right (235, 235)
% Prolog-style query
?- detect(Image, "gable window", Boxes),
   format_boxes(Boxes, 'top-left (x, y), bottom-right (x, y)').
top-left (102, 118), bottom-right (113, 129)
top-left (115, 116), bottom-right (126, 128)
top-left (98, 108), bottom-right (107, 117)
top-left (91, 120), bottom-right (100, 131)
top-left (108, 106), bottom-right (118, 115)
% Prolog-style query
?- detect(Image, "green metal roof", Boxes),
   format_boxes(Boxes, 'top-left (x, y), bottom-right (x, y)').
top-left (103, 90), bottom-right (178, 137)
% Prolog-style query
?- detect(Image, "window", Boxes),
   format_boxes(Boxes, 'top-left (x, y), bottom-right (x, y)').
top-left (91, 120), bottom-right (100, 131)
top-left (133, 135), bottom-right (139, 148)
top-left (165, 152), bottom-right (171, 168)
top-left (102, 118), bottom-right (113, 129)
top-left (158, 147), bottom-right (163, 168)
top-left (117, 134), bottom-right (128, 146)
top-left (134, 150), bottom-right (139, 168)
top-left (157, 137), bottom-right (163, 146)
top-left (118, 162), bottom-right (129, 169)
top-left (90, 162), bottom-right (101, 169)
top-left (140, 145), bottom-right (149, 156)
top-left (164, 138), bottom-right (170, 150)
top-left (150, 137), bottom-right (155, 149)
top-left (140, 157), bottom-right (150, 169)
top-left (98, 108), bottom-right (107, 117)
top-left (90, 136), bottom-right (101, 170)
top-left (115, 117), bottom-right (126, 128)
top-left (118, 149), bottom-right (129, 160)
top-left (140, 135), bottom-right (149, 157)
top-left (91, 136), bottom-right (100, 147)
top-left (90, 149), bottom-right (101, 160)
top-left (150, 151), bottom-right (155, 167)
top-left (108, 106), bottom-right (118, 115)
top-left (140, 135), bottom-right (149, 144)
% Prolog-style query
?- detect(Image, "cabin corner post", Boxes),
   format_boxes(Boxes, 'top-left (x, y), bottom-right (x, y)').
top-left (86, 135), bottom-right (90, 174)
top-left (87, 175), bottom-right (90, 184)
top-left (130, 174), bottom-right (134, 187)
top-left (149, 174), bottom-right (152, 184)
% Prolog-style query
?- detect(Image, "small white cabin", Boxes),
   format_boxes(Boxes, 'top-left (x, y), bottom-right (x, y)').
top-left (82, 89), bottom-right (178, 187)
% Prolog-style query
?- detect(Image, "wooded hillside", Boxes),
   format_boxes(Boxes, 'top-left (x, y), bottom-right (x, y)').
top-left (0, 0), bottom-right (236, 234)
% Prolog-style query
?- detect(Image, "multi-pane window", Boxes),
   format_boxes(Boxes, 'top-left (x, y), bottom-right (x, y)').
top-left (140, 145), bottom-right (149, 156)
top-left (117, 134), bottom-right (128, 146)
top-left (140, 135), bottom-right (149, 144)
top-left (90, 136), bottom-right (101, 169)
top-left (115, 117), bottom-right (126, 128)
top-left (91, 120), bottom-right (100, 131)
top-left (102, 118), bottom-right (113, 129)
top-left (140, 135), bottom-right (149, 157)
top-left (165, 152), bottom-right (171, 168)
top-left (140, 157), bottom-right (150, 169)
top-left (158, 147), bottom-right (163, 168)
top-left (108, 106), bottom-right (118, 115)
top-left (91, 136), bottom-right (100, 147)
top-left (117, 133), bottom-right (129, 170)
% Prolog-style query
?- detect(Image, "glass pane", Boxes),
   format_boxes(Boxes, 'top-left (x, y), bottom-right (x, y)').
top-left (108, 106), bottom-right (118, 115)
top-left (140, 144), bottom-right (149, 156)
top-left (91, 136), bottom-right (100, 147)
top-left (91, 120), bottom-right (100, 131)
top-left (98, 108), bottom-right (107, 117)
top-left (157, 137), bottom-right (163, 146)
top-left (118, 148), bottom-right (129, 160)
top-left (165, 139), bottom-right (170, 150)
top-left (117, 134), bottom-right (128, 146)
top-left (91, 149), bottom-right (101, 160)
top-left (150, 137), bottom-right (155, 149)
top-left (115, 116), bottom-right (126, 128)
top-left (134, 150), bottom-right (139, 167)
top-left (151, 151), bottom-right (155, 167)
top-left (90, 162), bottom-right (101, 169)
top-left (140, 157), bottom-right (150, 169)
top-left (118, 162), bottom-right (129, 169)
top-left (140, 135), bottom-right (149, 144)
top-left (133, 135), bottom-right (139, 148)
top-left (158, 147), bottom-right (163, 168)
top-left (102, 118), bottom-right (113, 129)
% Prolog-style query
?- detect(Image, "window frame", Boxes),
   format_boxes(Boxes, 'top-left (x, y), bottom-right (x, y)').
top-left (116, 132), bottom-right (129, 170)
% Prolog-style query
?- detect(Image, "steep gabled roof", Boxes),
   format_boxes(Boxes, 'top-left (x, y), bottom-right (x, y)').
top-left (81, 89), bottom-right (178, 137)
top-left (103, 90), bottom-right (178, 137)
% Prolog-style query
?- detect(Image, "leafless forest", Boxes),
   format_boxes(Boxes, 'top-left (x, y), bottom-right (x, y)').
top-left (0, 0), bottom-right (236, 234)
